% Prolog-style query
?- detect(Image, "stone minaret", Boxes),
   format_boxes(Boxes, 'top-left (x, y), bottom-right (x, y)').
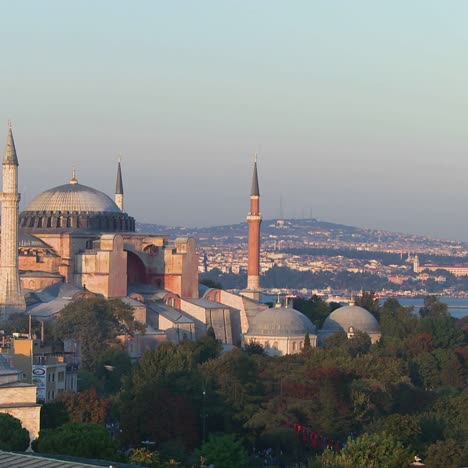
top-left (246, 157), bottom-right (262, 296)
top-left (0, 125), bottom-right (25, 319)
top-left (115, 159), bottom-right (124, 211)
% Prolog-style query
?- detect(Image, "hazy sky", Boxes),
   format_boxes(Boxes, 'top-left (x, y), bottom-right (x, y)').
top-left (1, 1), bottom-right (468, 240)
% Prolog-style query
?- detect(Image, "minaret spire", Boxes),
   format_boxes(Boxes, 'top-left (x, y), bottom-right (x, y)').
top-left (243, 156), bottom-right (262, 300)
top-left (0, 124), bottom-right (26, 318)
top-left (251, 154), bottom-right (260, 197)
top-left (115, 157), bottom-right (124, 211)
top-left (3, 124), bottom-right (19, 166)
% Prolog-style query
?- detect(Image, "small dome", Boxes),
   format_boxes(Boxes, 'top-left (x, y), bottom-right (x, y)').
top-left (24, 182), bottom-right (121, 214)
top-left (246, 305), bottom-right (316, 337)
top-left (322, 304), bottom-right (380, 334)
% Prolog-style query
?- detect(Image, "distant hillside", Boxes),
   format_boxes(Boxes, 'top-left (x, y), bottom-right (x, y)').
top-left (136, 218), bottom-right (466, 254)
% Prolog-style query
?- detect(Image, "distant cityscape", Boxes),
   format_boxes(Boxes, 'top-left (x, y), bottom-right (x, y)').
top-left (138, 217), bottom-right (468, 299)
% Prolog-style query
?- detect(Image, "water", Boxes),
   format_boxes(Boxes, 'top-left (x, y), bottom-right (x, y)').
top-left (383, 297), bottom-right (468, 319)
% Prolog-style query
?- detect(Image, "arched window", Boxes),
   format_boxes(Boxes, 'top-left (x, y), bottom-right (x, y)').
top-left (292, 342), bottom-right (297, 351)
top-left (273, 341), bottom-right (278, 350)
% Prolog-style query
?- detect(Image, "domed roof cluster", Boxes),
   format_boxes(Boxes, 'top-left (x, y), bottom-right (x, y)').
top-left (321, 303), bottom-right (380, 334)
top-left (25, 182), bottom-right (121, 214)
top-left (246, 303), bottom-right (316, 337)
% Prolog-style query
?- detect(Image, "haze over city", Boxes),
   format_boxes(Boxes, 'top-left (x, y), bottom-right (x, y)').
top-left (1, 1), bottom-right (468, 239)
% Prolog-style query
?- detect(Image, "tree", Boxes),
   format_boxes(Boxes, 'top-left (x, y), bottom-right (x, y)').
top-left (324, 330), bottom-right (348, 349)
top-left (378, 414), bottom-right (421, 449)
top-left (418, 315), bottom-right (464, 349)
top-left (129, 448), bottom-right (161, 467)
top-left (58, 388), bottom-right (109, 424)
top-left (303, 332), bottom-right (311, 351)
top-left (118, 343), bottom-right (202, 449)
top-left (380, 298), bottom-right (417, 340)
top-left (206, 326), bottom-right (216, 340)
top-left (94, 346), bottom-right (133, 394)
top-left (54, 297), bottom-right (145, 371)
top-left (197, 434), bottom-right (248, 468)
top-left (0, 413), bottom-right (30, 451)
top-left (355, 290), bottom-right (380, 320)
top-left (0, 312), bottom-right (41, 337)
top-left (243, 341), bottom-right (265, 356)
top-left (200, 348), bottom-right (264, 434)
top-left (347, 331), bottom-right (371, 357)
top-left (33, 422), bottom-right (118, 460)
top-left (194, 329), bottom-right (222, 364)
top-left (40, 401), bottom-right (70, 429)
top-left (320, 432), bottom-right (412, 467)
top-left (294, 295), bottom-right (331, 328)
top-left (419, 295), bottom-right (449, 318)
top-left (425, 439), bottom-right (468, 468)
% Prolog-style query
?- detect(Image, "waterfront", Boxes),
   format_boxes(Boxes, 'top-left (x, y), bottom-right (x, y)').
top-left (386, 297), bottom-right (468, 319)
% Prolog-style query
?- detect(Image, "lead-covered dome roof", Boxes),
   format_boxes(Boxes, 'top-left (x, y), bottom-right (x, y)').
top-left (19, 173), bottom-right (135, 233)
top-left (322, 304), bottom-right (380, 334)
top-left (246, 304), bottom-right (316, 337)
top-left (25, 182), bottom-right (121, 213)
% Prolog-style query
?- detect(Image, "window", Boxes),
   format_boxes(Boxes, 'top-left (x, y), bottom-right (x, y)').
top-left (273, 341), bottom-right (278, 350)
top-left (58, 372), bottom-right (64, 383)
top-left (292, 342), bottom-right (297, 351)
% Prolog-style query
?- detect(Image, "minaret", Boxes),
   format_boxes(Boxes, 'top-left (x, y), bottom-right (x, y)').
top-left (0, 124), bottom-right (25, 319)
top-left (115, 159), bottom-right (124, 211)
top-left (244, 157), bottom-right (262, 300)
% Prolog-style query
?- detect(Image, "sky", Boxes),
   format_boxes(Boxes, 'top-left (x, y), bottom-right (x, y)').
top-left (1, 1), bottom-right (468, 240)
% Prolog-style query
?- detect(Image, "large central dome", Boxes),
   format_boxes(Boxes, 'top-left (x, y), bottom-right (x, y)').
top-left (19, 174), bottom-right (135, 233)
top-left (25, 182), bottom-right (121, 213)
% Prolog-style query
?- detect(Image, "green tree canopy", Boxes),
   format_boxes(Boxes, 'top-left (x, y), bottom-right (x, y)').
top-left (54, 297), bottom-right (145, 371)
top-left (418, 315), bottom-right (464, 349)
top-left (321, 432), bottom-right (412, 467)
top-left (197, 434), bottom-right (248, 468)
top-left (33, 422), bottom-right (118, 460)
top-left (0, 413), bottom-right (30, 451)
top-left (380, 298), bottom-right (418, 340)
top-left (354, 290), bottom-right (380, 320)
top-left (293, 294), bottom-right (331, 328)
top-left (419, 295), bottom-right (449, 318)
top-left (425, 438), bottom-right (468, 468)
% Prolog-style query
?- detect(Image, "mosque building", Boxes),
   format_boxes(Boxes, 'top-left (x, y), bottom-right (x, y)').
top-left (0, 126), bottom-right (198, 322)
top-left (0, 126), bottom-right (380, 359)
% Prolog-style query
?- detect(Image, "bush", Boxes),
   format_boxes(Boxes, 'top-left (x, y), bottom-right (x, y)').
top-left (0, 413), bottom-right (30, 451)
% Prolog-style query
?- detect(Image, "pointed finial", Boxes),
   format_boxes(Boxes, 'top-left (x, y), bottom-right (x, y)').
top-left (275, 293), bottom-right (281, 308)
top-left (8, 120), bottom-right (12, 129)
top-left (69, 167), bottom-right (78, 184)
